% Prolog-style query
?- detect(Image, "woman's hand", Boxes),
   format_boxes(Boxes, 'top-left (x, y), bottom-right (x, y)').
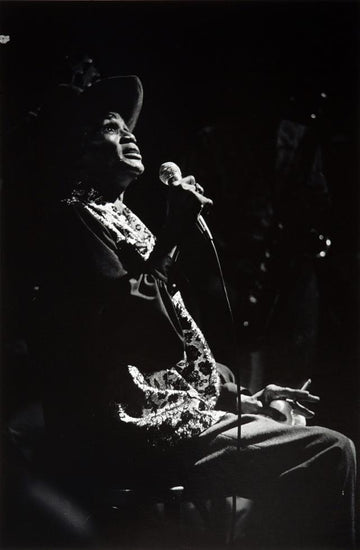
top-left (163, 175), bottom-right (213, 244)
top-left (216, 382), bottom-right (319, 422)
top-left (253, 384), bottom-right (320, 419)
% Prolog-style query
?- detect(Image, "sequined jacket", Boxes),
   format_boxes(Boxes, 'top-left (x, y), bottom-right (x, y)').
top-left (35, 199), bottom-right (228, 451)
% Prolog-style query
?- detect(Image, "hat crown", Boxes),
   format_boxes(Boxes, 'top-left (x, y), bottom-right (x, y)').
top-left (39, 73), bottom-right (143, 133)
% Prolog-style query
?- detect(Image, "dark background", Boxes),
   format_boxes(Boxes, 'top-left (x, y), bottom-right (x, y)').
top-left (1, 0), bottom-right (359, 493)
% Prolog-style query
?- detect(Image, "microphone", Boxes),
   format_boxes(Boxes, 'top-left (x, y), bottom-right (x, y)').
top-left (159, 162), bottom-right (213, 240)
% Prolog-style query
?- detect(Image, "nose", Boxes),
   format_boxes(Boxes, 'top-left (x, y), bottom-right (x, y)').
top-left (120, 130), bottom-right (137, 144)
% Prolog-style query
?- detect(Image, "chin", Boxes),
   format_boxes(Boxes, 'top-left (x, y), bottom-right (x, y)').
top-left (115, 157), bottom-right (144, 178)
top-left (116, 165), bottom-right (144, 194)
top-left (127, 159), bottom-right (145, 176)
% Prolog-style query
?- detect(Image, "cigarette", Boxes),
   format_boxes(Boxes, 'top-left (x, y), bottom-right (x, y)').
top-left (286, 379), bottom-right (312, 408)
top-left (300, 378), bottom-right (312, 391)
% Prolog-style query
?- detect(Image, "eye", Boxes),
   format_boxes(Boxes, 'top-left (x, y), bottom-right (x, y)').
top-left (102, 123), bottom-right (119, 134)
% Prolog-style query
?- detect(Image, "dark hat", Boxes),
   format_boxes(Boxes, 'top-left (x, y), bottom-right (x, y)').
top-left (39, 75), bottom-right (143, 135)
top-left (77, 75), bottom-right (143, 131)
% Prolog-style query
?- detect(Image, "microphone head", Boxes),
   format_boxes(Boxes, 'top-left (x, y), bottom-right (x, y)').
top-left (159, 162), bottom-right (182, 185)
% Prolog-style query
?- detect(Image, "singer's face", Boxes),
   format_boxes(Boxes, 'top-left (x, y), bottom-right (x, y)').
top-left (80, 111), bottom-right (144, 198)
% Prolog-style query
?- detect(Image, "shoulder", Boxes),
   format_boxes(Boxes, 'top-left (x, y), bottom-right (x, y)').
top-left (45, 200), bottom-right (118, 258)
top-left (58, 200), bottom-right (115, 240)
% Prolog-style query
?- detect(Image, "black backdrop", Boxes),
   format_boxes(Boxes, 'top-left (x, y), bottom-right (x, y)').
top-left (1, 0), bottom-right (359, 450)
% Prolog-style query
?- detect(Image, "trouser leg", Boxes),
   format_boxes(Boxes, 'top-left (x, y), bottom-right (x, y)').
top-left (256, 428), bottom-right (356, 548)
top-left (183, 415), bottom-right (356, 548)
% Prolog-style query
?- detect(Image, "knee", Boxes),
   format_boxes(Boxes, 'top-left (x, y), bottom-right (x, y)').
top-left (311, 426), bottom-right (356, 472)
top-left (338, 432), bottom-right (356, 465)
top-left (339, 433), bottom-right (356, 476)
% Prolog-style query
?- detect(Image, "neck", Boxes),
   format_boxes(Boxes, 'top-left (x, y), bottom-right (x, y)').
top-left (113, 194), bottom-right (125, 209)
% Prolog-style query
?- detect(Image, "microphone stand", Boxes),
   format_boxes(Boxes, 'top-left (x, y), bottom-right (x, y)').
top-left (192, 218), bottom-right (242, 544)
top-left (161, 163), bottom-right (243, 540)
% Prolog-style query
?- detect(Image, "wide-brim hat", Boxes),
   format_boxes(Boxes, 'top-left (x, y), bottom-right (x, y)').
top-left (38, 75), bottom-right (143, 137)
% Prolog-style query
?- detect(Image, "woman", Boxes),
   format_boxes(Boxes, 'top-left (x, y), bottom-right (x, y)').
top-left (32, 75), bottom-right (355, 547)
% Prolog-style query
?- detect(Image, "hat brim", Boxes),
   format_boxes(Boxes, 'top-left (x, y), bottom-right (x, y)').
top-left (38, 75), bottom-right (143, 135)
top-left (78, 75), bottom-right (143, 131)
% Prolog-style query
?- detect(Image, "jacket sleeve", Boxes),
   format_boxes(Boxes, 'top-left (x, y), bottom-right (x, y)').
top-left (42, 203), bottom-right (185, 372)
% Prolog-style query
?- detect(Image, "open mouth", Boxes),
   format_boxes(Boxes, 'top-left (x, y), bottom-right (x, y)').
top-left (125, 152), bottom-right (142, 160)
top-left (124, 147), bottom-right (142, 160)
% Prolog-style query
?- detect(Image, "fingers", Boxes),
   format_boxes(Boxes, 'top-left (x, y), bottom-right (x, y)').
top-left (169, 176), bottom-right (213, 210)
top-left (169, 175), bottom-right (194, 188)
top-left (173, 176), bottom-right (208, 199)
top-left (180, 176), bottom-right (204, 194)
top-left (195, 183), bottom-right (204, 194)
top-left (164, 175), bottom-right (213, 242)
top-left (260, 384), bottom-right (320, 405)
top-left (280, 390), bottom-right (320, 403)
top-left (290, 401), bottom-right (315, 419)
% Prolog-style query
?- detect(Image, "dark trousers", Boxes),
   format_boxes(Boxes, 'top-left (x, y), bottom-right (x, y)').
top-left (183, 413), bottom-right (356, 548)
